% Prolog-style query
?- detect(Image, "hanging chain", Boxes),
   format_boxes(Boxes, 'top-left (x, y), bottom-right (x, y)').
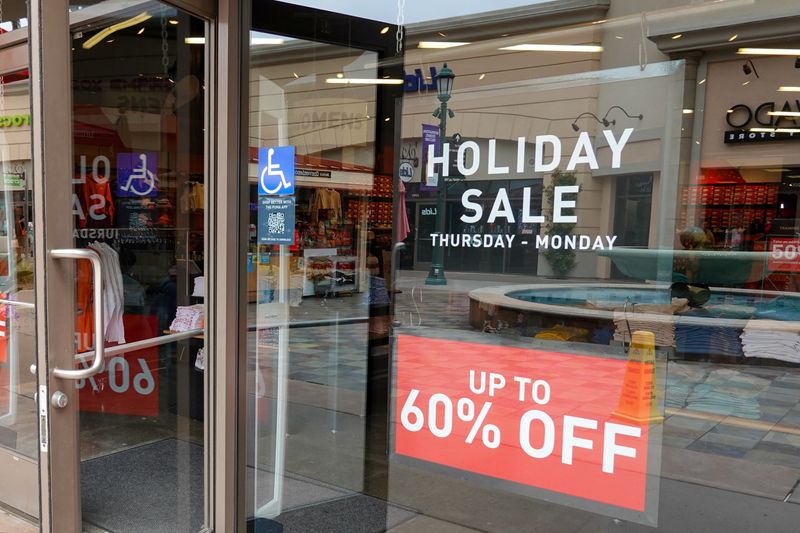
top-left (160, 7), bottom-right (170, 79)
top-left (638, 12), bottom-right (649, 72)
top-left (395, 0), bottom-right (405, 55)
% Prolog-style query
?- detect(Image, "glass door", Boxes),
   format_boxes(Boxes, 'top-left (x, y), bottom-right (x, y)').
top-left (0, 34), bottom-right (39, 525)
top-left (242, 1), bottom-right (402, 529)
top-left (31, 1), bottom-right (212, 531)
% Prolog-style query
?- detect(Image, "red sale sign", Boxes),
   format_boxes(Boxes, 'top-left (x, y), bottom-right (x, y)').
top-left (395, 335), bottom-right (656, 515)
top-left (78, 314), bottom-right (159, 416)
top-left (768, 237), bottom-right (800, 272)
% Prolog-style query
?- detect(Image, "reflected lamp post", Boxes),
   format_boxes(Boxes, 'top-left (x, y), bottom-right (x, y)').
top-left (425, 63), bottom-right (455, 285)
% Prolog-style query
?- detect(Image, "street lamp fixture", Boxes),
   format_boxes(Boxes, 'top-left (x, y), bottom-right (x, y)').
top-left (436, 63), bottom-right (455, 101)
top-left (425, 64), bottom-right (456, 285)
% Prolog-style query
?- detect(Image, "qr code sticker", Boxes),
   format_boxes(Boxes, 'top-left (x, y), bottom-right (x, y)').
top-left (267, 211), bottom-right (286, 234)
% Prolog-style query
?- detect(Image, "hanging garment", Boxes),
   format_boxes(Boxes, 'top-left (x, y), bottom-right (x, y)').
top-left (76, 257), bottom-right (96, 352)
top-left (76, 243), bottom-right (127, 351)
top-left (192, 276), bottom-right (205, 298)
top-left (194, 346), bottom-right (206, 371)
top-left (75, 172), bottom-right (115, 228)
top-left (94, 242), bottom-right (126, 343)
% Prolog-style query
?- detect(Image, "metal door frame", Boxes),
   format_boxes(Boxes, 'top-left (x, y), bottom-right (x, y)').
top-left (27, 0), bottom-right (240, 531)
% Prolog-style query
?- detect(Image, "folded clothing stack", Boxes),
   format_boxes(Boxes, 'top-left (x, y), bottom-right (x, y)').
top-left (534, 324), bottom-right (589, 342)
top-left (169, 304), bottom-right (205, 332)
top-left (740, 319), bottom-right (800, 363)
top-left (613, 317), bottom-right (675, 347)
top-left (610, 298), bottom-right (689, 347)
top-left (675, 308), bottom-right (743, 357)
top-left (675, 325), bottom-right (743, 357)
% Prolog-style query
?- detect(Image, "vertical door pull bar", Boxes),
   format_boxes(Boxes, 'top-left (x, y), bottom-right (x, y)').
top-left (49, 248), bottom-right (105, 380)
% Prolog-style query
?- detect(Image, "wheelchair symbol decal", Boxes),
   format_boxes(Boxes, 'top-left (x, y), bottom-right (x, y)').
top-left (117, 152), bottom-right (158, 198)
top-left (258, 146), bottom-right (295, 195)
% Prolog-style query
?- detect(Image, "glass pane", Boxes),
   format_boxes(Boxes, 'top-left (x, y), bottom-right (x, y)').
top-left (245, 30), bottom-right (382, 518)
top-left (69, 2), bottom-right (206, 531)
top-left (0, 69), bottom-right (35, 461)
top-left (247, 2), bottom-right (800, 533)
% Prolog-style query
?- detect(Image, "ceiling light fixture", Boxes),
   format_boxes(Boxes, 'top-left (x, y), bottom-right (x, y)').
top-left (250, 37), bottom-right (284, 45)
top-left (478, 73), bottom-right (485, 80)
top-left (671, 34), bottom-right (682, 40)
top-left (728, 34), bottom-right (738, 42)
top-left (499, 43), bottom-right (603, 52)
top-left (168, 19), bottom-right (178, 25)
top-left (184, 37), bottom-right (205, 44)
top-left (325, 78), bottom-right (403, 85)
top-left (750, 127), bottom-right (774, 132)
top-left (738, 47), bottom-right (800, 56)
top-left (742, 59), bottom-right (759, 77)
top-left (778, 86), bottom-right (800, 92)
top-left (682, 109), bottom-right (694, 114)
top-left (768, 111), bottom-right (800, 117)
top-left (82, 11), bottom-right (151, 49)
top-left (137, 27), bottom-right (145, 35)
top-left (418, 41), bottom-right (470, 49)
top-left (380, 26), bottom-right (389, 34)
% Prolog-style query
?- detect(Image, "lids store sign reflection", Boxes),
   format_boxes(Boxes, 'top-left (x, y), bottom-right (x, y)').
top-left (403, 66), bottom-right (438, 93)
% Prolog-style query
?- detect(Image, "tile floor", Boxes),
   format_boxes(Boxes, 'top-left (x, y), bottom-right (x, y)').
top-left (0, 508), bottom-right (35, 533)
top-left (3, 279), bottom-right (800, 531)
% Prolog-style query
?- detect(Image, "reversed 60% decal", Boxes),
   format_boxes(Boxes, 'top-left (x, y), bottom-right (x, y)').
top-left (400, 389), bottom-right (501, 448)
top-left (77, 356), bottom-right (155, 395)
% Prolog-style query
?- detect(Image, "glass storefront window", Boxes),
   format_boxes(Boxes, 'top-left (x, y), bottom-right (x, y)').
top-left (243, 1), bottom-right (800, 532)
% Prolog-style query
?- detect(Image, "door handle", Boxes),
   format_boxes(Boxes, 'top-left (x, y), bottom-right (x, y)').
top-left (49, 248), bottom-right (105, 380)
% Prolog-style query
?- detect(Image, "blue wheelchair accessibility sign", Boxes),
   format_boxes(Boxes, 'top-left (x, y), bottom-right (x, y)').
top-left (258, 146), bottom-right (295, 195)
top-left (117, 152), bottom-right (158, 198)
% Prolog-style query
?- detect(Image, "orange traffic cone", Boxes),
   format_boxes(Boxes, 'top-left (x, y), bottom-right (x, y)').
top-left (612, 330), bottom-right (663, 424)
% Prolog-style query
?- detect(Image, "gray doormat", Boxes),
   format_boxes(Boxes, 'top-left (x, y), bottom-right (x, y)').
top-left (271, 494), bottom-right (416, 533)
top-left (81, 438), bottom-right (204, 533)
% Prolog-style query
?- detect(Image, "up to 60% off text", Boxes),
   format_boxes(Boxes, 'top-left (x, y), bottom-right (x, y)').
top-left (399, 370), bottom-right (644, 474)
